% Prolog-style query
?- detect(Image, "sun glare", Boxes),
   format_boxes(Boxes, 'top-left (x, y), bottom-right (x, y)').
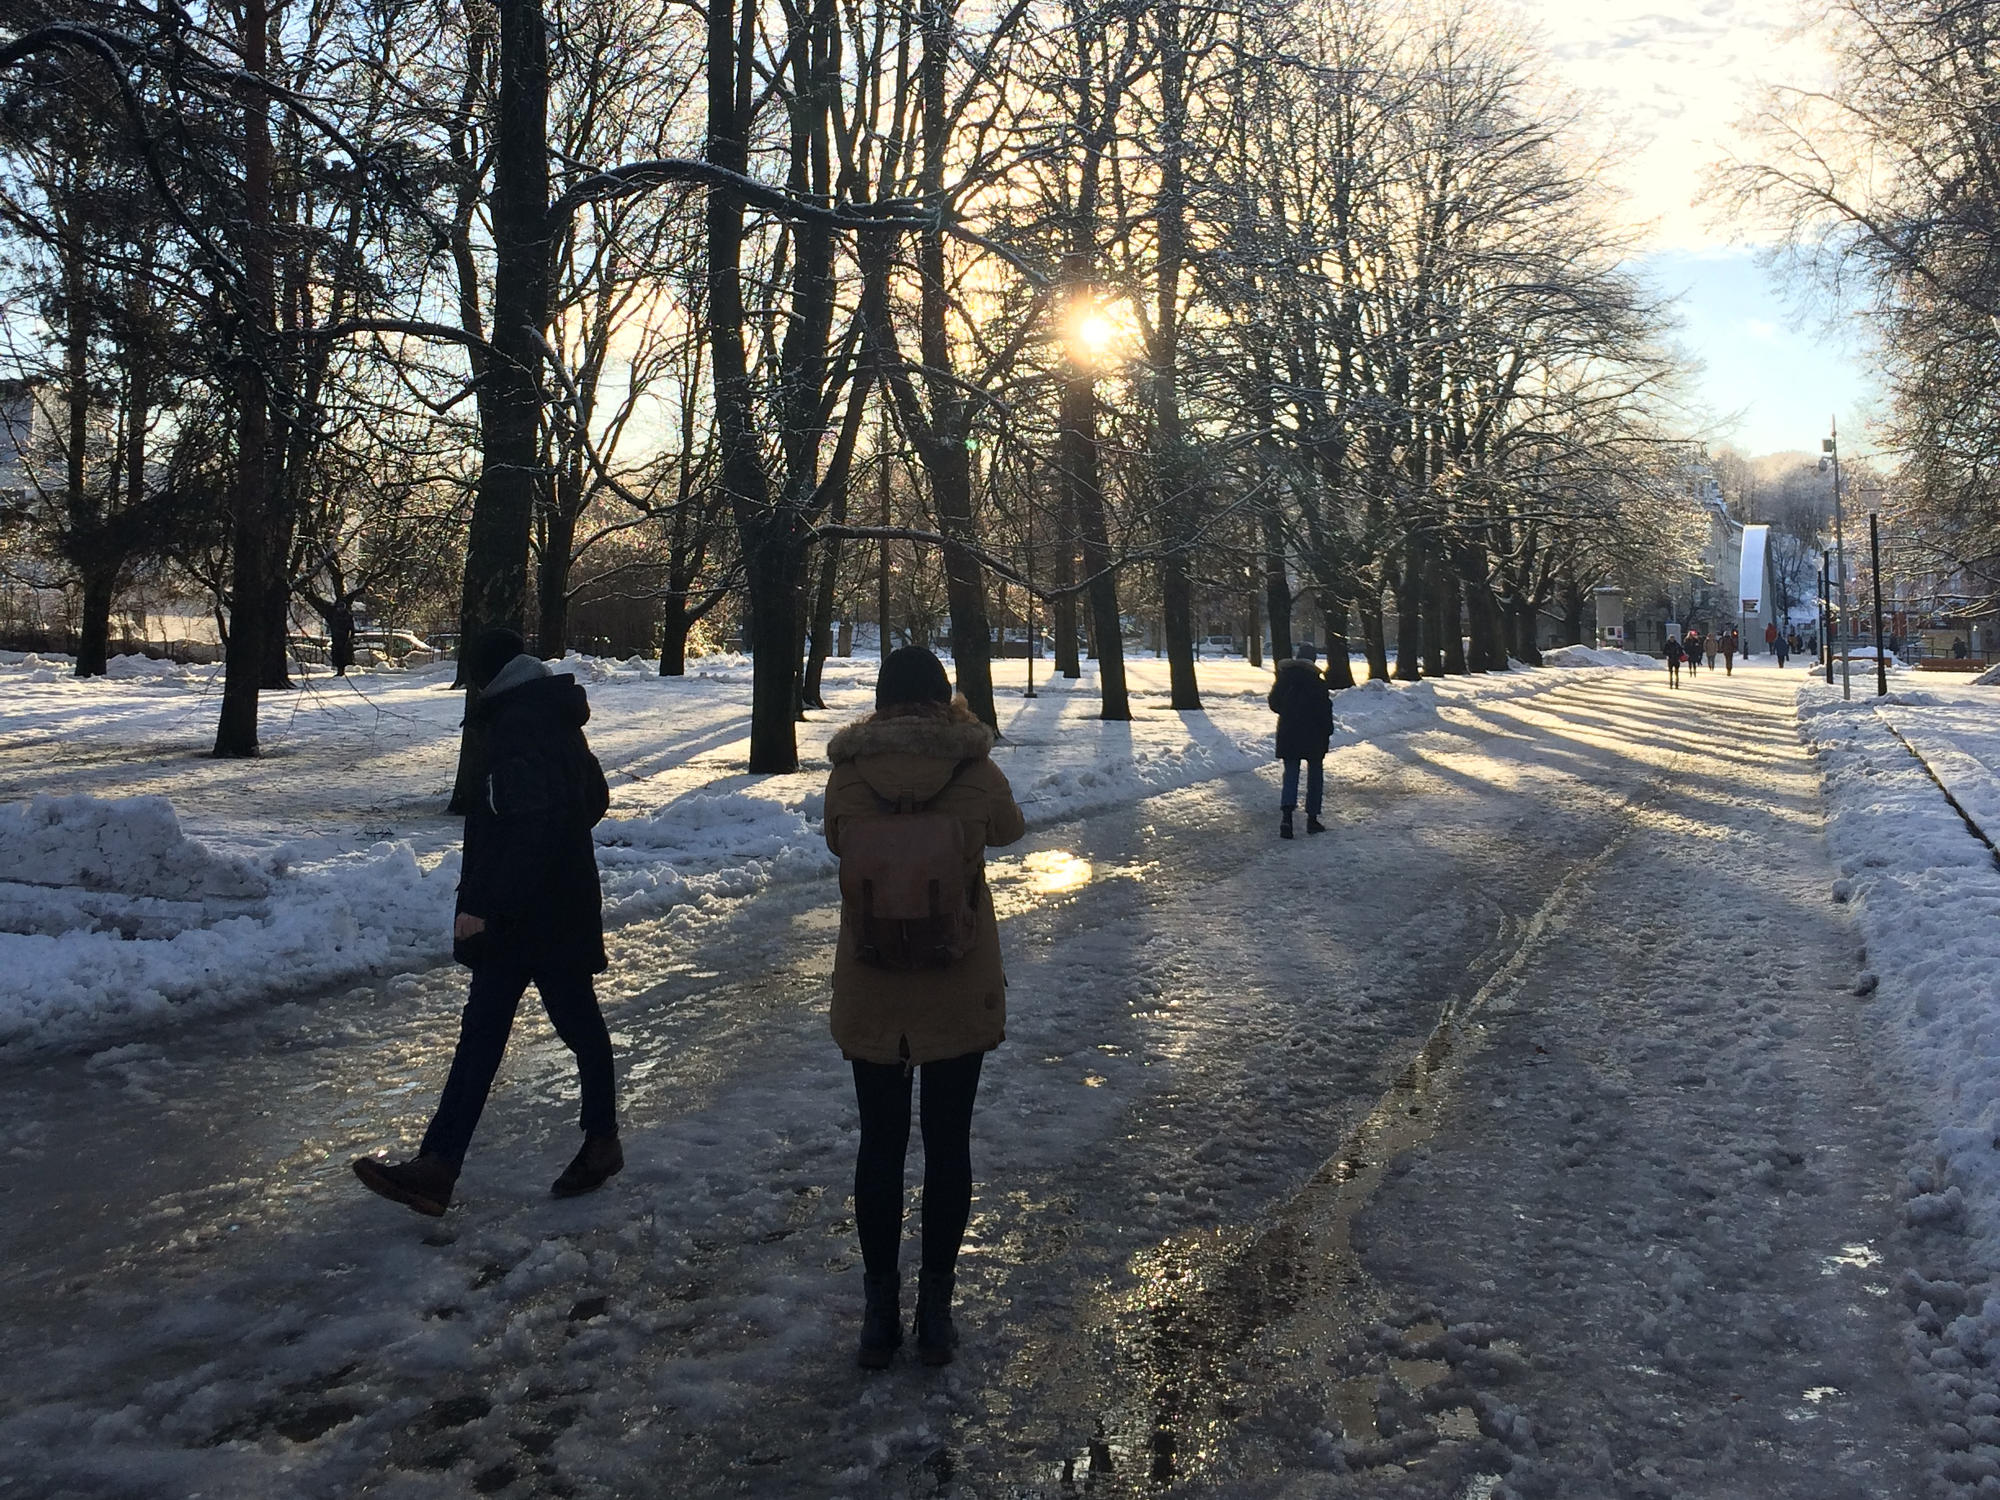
top-left (1065, 306), bottom-right (1120, 366)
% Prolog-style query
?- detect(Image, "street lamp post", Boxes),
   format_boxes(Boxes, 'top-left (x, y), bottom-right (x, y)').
top-left (1823, 420), bottom-right (1851, 700)
top-left (1870, 511), bottom-right (1888, 697)
top-left (1023, 496), bottom-right (1037, 699)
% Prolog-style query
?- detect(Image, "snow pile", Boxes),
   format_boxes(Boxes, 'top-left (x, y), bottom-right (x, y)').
top-left (1017, 733), bottom-right (1264, 820)
top-left (0, 797), bottom-right (457, 1049)
top-left (1541, 644), bottom-right (1657, 669)
top-left (104, 653), bottom-right (194, 681)
top-left (551, 652), bottom-right (660, 684)
top-left (1799, 678), bottom-right (2000, 1453)
top-left (1972, 662), bottom-right (2000, 687)
top-left (595, 789), bottom-right (835, 920)
top-left (0, 795), bottom-right (268, 901)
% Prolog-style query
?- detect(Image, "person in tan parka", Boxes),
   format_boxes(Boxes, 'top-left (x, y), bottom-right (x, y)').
top-left (823, 646), bottom-right (1025, 1368)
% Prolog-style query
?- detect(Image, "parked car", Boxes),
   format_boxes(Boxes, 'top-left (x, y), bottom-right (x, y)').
top-left (1197, 634), bottom-right (1240, 658)
top-left (995, 628), bottom-right (1053, 658)
top-left (352, 630), bottom-right (439, 667)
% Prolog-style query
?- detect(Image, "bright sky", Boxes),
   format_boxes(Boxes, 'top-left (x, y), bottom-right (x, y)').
top-left (1513, 0), bottom-right (1879, 458)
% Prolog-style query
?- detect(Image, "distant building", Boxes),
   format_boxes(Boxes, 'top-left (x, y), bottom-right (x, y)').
top-left (0, 378), bottom-right (42, 522)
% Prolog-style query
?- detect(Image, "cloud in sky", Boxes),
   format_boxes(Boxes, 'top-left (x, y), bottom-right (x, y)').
top-left (1512, 0), bottom-right (1834, 252)
top-left (1508, 2), bottom-right (1872, 456)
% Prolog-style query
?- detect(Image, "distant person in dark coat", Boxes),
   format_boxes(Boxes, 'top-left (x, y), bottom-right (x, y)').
top-left (354, 627), bottom-right (619, 1217)
top-left (1268, 646), bottom-right (1334, 838)
top-left (1663, 633), bottom-right (1683, 687)
top-left (1683, 629), bottom-right (1702, 678)
top-left (1723, 627), bottom-right (1737, 675)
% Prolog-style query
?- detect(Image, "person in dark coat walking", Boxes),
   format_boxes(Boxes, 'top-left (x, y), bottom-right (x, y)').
top-left (353, 627), bottom-right (620, 1217)
top-left (1268, 646), bottom-right (1334, 838)
top-left (1664, 632), bottom-right (1683, 687)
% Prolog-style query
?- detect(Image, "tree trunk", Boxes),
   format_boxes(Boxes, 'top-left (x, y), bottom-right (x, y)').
top-left (1513, 598), bottom-right (1544, 665)
top-left (1462, 562), bottom-right (1504, 672)
top-left (876, 412), bottom-right (894, 656)
top-left (744, 523), bottom-right (805, 767)
top-left (259, 560), bottom-right (292, 689)
top-left (1061, 368), bottom-right (1128, 719)
top-left (659, 597), bottom-right (692, 676)
top-left (1151, 0), bottom-right (1198, 713)
top-left (804, 518), bottom-right (842, 709)
top-left (1162, 548), bottom-right (1199, 709)
top-left (536, 477), bottom-right (581, 658)
top-left (1358, 587), bottom-right (1388, 681)
top-left (1421, 551), bottom-right (1446, 679)
top-left (213, 0), bottom-right (276, 758)
top-left (1052, 501), bottom-right (1080, 678)
top-left (1392, 546), bottom-right (1423, 681)
top-left (1441, 563), bottom-right (1467, 674)
top-left (1245, 579), bottom-right (1262, 669)
top-left (1321, 599), bottom-right (1355, 689)
top-left (449, 0), bottom-right (553, 805)
top-left (1561, 577), bottom-right (1584, 646)
top-left (76, 569), bottom-right (115, 678)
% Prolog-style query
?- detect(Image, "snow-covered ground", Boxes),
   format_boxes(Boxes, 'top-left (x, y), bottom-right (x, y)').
top-left (0, 649), bottom-right (1596, 1050)
top-left (4, 650), bottom-right (1990, 1498)
top-left (1800, 672), bottom-right (2000, 1494)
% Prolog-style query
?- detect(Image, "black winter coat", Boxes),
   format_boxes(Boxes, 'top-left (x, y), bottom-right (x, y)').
top-left (455, 673), bottom-right (611, 973)
top-left (1268, 658), bottom-right (1334, 760)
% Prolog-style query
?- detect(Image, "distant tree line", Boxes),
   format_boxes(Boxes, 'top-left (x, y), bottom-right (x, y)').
top-left (1, 0), bottom-right (1701, 784)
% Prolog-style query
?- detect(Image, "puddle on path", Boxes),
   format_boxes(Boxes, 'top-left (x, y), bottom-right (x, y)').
top-left (789, 849), bottom-right (1158, 941)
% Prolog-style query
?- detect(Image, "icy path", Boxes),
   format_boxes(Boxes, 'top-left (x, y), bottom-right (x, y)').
top-left (0, 671), bottom-right (1925, 1498)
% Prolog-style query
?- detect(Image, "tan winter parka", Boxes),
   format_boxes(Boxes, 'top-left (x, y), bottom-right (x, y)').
top-left (822, 701), bottom-right (1026, 1065)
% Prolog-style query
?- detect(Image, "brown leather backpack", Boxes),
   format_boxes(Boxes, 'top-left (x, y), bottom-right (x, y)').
top-left (838, 759), bottom-right (979, 970)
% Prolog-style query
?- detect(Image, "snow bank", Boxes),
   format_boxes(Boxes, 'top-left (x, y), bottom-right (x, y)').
top-left (0, 651), bottom-right (1614, 1050)
top-left (1541, 644), bottom-right (1657, 669)
top-left (0, 799), bottom-right (456, 1049)
top-left (1799, 678), bottom-right (2000, 1447)
top-left (0, 795), bottom-right (267, 901)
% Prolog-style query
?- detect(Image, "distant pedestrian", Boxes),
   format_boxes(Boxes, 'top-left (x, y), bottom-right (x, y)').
top-left (1775, 631), bottom-right (1789, 667)
top-left (1684, 629), bottom-right (1702, 679)
top-left (823, 647), bottom-right (1025, 1369)
top-left (1268, 645), bottom-right (1334, 839)
top-left (1955, 636), bottom-right (1970, 659)
top-left (1764, 620), bottom-right (1779, 657)
top-left (1723, 628), bottom-right (1737, 675)
top-left (1705, 633), bottom-right (1718, 670)
top-left (354, 627), bottom-right (619, 1217)
top-left (1664, 633), bottom-right (1683, 687)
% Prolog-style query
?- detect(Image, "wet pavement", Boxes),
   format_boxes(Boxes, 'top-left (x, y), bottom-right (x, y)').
top-left (0, 670), bottom-right (1930, 1497)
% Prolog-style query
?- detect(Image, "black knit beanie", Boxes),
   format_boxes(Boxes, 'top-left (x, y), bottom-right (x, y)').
top-left (875, 646), bottom-right (953, 710)
top-left (466, 626), bottom-right (526, 689)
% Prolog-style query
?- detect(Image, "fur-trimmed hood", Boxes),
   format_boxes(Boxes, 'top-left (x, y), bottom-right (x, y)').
top-left (827, 699), bottom-right (995, 767)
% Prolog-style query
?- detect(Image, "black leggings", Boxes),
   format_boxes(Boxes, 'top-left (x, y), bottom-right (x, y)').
top-left (850, 1051), bottom-right (985, 1280)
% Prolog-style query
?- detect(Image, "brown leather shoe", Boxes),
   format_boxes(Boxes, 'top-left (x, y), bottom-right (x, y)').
top-left (353, 1152), bottom-right (457, 1217)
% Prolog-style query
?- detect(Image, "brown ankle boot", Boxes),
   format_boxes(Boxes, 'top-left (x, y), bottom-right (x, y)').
top-left (353, 1152), bottom-right (457, 1217)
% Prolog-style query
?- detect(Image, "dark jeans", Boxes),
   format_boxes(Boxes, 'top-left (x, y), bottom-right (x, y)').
top-left (1281, 756), bottom-right (1324, 816)
top-left (851, 1051), bottom-right (984, 1280)
top-left (421, 960), bottom-right (617, 1168)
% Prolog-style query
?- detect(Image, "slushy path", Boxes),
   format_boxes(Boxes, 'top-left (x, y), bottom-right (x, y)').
top-left (0, 664), bottom-right (1924, 1499)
